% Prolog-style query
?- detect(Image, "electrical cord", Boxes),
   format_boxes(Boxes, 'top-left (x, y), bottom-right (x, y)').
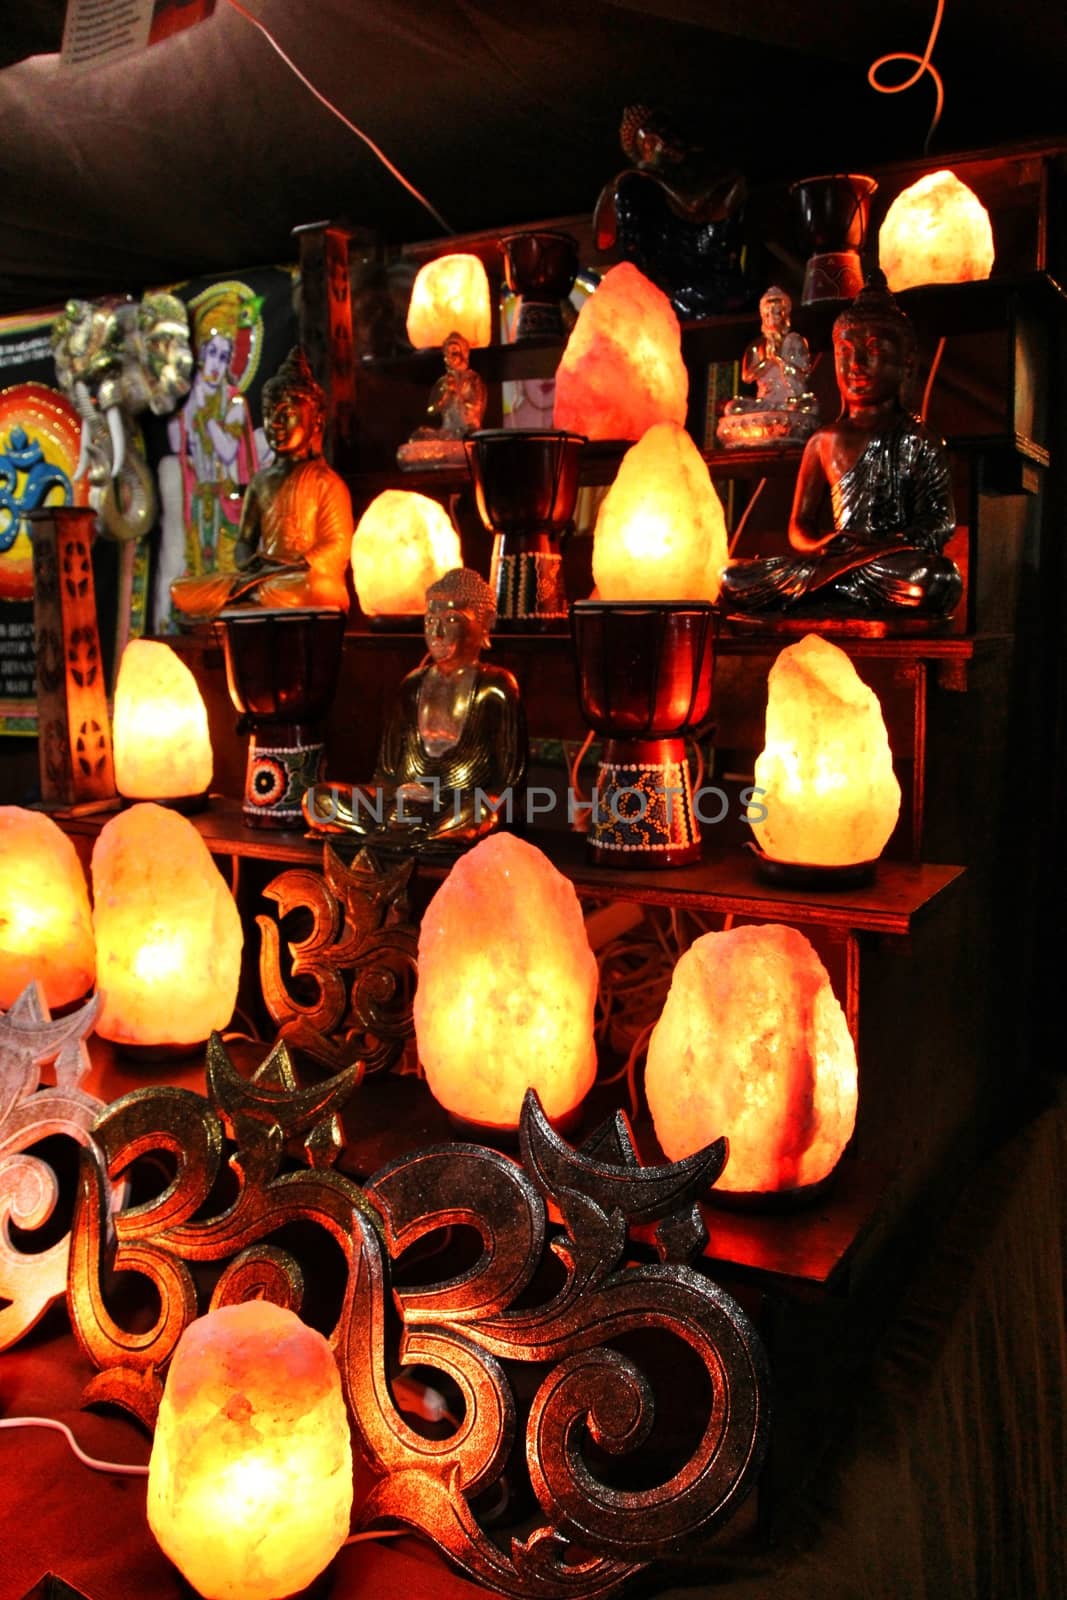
top-left (867, 0), bottom-right (946, 154)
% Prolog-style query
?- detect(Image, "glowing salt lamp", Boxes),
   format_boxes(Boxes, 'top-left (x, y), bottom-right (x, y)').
top-left (0, 807), bottom-right (95, 1009)
top-left (553, 262), bottom-right (688, 441)
top-left (406, 252), bottom-right (492, 350)
top-left (645, 923), bottom-right (857, 1196)
top-left (351, 489), bottom-right (462, 617)
top-left (113, 639), bottom-right (213, 802)
top-left (148, 1301), bottom-right (353, 1600)
top-left (750, 634), bottom-right (901, 870)
top-left (91, 802), bottom-right (242, 1050)
top-left (592, 422), bottom-right (728, 602)
top-left (879, 170), bottom-right (995, 293)
top-left (413, 832), bottom-right (598, 1128)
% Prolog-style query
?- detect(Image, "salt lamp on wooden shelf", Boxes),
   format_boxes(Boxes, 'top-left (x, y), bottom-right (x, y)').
top-left (413, 832), bottom-right (598, 1133)
top-left (351, 488), bottom-right (462, 623)
top-left (747, 633), bottom-right (901, 886)
top-left (112, 639), bottom-right (212, 807)
top-left (879, 170), bottom-right (995, 293)
top-left (90, 802), bottom-right (242, 1056)
top-left (0, 807), bottom-right (95, 1010)
top-left (645, 922), bottom-right (858, 1204)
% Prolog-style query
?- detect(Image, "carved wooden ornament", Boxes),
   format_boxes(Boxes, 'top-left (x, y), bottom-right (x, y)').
top-left (68, 1040), bottom-right (769, 1598)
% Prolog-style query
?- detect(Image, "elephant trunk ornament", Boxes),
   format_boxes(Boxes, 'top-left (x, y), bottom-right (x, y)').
top-left (50, 294), bottom-right (193, 665)
top-left (51, 294), bottom-right (193, 546)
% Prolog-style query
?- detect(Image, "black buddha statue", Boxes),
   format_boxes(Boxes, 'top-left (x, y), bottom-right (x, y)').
top-left (721, 277), bottom-right (963, 618)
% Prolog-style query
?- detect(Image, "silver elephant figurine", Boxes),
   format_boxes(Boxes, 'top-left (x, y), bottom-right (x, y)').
top-left (51, 293), bottom-right (193, 543)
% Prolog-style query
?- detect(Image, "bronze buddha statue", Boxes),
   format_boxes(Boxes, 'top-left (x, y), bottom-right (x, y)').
top-left (721, 278), bottom-right (962, 618)
top-left (304, 568), bottom-right (526, 853)
top-left (171, 347), bottom-right (353, 618)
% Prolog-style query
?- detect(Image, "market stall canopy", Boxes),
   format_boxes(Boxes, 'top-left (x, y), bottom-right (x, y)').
top-left (0, 0), bottom-right (1065, 314)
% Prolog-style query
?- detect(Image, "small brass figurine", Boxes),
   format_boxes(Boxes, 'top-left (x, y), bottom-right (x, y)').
top-left (716, 286), bottom-right (818, 448)
top-left (304, 567), bottom-right (526, 853)
top-left (593, 105), bottom-right (749, 318)
top-left (171, 347), bottom-right (353, 618)
top-left (721, 278), bottom-right (962, 618)
top-left (397, 332), bottom-right (487, 470)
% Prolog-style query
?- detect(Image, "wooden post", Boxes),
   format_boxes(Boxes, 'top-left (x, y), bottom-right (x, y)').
top-left (29, 506), bottom-right (116, 809)
top-left (293, 220), bottom-right (358, 476)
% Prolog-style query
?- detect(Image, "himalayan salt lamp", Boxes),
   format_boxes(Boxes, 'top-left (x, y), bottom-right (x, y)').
top-left (148, 1301), bottom-right (353, 1600)
top-left (0, 807), bottom-right (95, 1009)
top-left (351, 489), bottom-right (462, 617)
top-left (646, 923), bottom-right (857, 1196)
top-left (879, 170), bottom-right (995, 293)
top-left (406, 252), bottom-right (492, 349)
top-left (113, 639), bottom-right (213, 802)
top-left (592, 422), bottom-right (728, 602)
top-left (91, 802), bottom-right (242, 1049)
top-left (414, 832), bottom-right (598, 1128)
top-left (553, 262), bottom-right (688, 441)
top-left (751, 634), bottom-right (901, 867)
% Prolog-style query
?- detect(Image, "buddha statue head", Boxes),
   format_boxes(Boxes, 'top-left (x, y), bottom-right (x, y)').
top-left (424, 567), bottom-right (496, 670)
top-left (832, 275), bottom-right (918, 413)
top-left (262, 346), bottom-right (327, 459)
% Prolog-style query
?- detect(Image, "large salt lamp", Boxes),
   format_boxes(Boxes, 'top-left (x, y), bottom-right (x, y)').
top-left (91, 802), bottom-right (242, 1050)
top-left (592, 422), bottom-right (728, 603)
top-left (645, 923), bottom-right (857, 1197)
top-left (406, 252), bottom-right (492, 350)
top-left (148, 1301), bottom-right (353, 1600)
top-left (553, 262), bottom-right (688, 441)
top-left (750, 635), bottom-right (900, 875)
top-left (113, 639), bottom-right (213, 803)
top-left (0, 807), bottom-right (95, 1009)
top-left (413, 832), bottom-right (598, 1129)
top-left (351, 489), bottom-right (462, 618)
top-left (879, 170), bottom-right (995, 292)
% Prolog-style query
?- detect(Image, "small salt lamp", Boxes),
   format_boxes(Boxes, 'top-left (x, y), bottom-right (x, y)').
top-left (113, 639), bottom-right (213, 802)
top-left (406, 252), bottom-right (492, 350)
top-left (592, 422), bottom-right (728, 602)
top-left (645, 923), bottom-right (858, 1197)
top-left (879, 170), bottom-right (995, 293)
top-left (351, 489), bottom-right (462, 617)
top-left (553, 262), bottom-right (688, 441)
top-left (0, 807), bottom-right (95, 1009)
top-left (148, 1301), bottom-right (353, 1600)
top-left (750, 635), bottom-right (900, 869)
top-left (414, 832), bottom-right (598, 1129)
top-left (91, 802), bottom-right (242, 1051)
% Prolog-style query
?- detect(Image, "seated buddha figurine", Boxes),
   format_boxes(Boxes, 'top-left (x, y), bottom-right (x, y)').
top-left (721, 277), bottom-right (963, 617)
top-left (304, 567), bottom-right (526, 854)
top-left (717, 285), bottom-right (818, 447)
top-left (171, 347), bottom-right (353, 619)
top-left (397, 332), bottom-right (487, 469)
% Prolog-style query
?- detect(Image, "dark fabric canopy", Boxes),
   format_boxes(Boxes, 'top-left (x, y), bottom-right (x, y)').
top-left (0, 1), bottom-right (1064, 314)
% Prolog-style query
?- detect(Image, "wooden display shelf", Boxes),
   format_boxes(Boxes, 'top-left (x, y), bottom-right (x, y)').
top-left (59, 797), bottom-right (964, 941)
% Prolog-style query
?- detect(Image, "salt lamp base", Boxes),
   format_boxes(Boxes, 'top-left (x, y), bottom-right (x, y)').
top-left (448, 1099), bottom-right (585, 1151)
top-left (747, 843), bottom-right (877, 890)
top-left (119, 790), bottom-right (209, 815)
top-left (365, 613), bottom-right (425, 633)
top-left (707, 1166), bottom-right (839, 1213)
top-left (112, 1037), bottom-right (208, 1065)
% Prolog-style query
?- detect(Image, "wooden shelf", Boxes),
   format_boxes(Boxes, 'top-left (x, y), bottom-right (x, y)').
top-left (58, 797), bottom-right (964, 940)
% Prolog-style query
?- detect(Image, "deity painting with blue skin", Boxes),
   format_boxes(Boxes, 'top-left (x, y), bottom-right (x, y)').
top-left (153, 282), bottom-right (271, 631)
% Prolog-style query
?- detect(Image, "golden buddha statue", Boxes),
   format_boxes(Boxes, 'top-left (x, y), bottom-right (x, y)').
top-left (170, 347), bottom-right (353, 619)
top-left (304, 568), bottom-right (526, 853)
top-left (721, 278), bottom-right (962, 617)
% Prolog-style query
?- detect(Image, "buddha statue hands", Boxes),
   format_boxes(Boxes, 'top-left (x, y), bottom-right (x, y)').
top-left (717, 287), bottom-right (819, 447)
top-left (721, 276), bottom-right (963, 620)
top-left (304, 568), bottom-right (527, 855)
top-left (171, 347), bottom-right (353, 620)
top-left (397, 332), bottom-right (487, 470)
